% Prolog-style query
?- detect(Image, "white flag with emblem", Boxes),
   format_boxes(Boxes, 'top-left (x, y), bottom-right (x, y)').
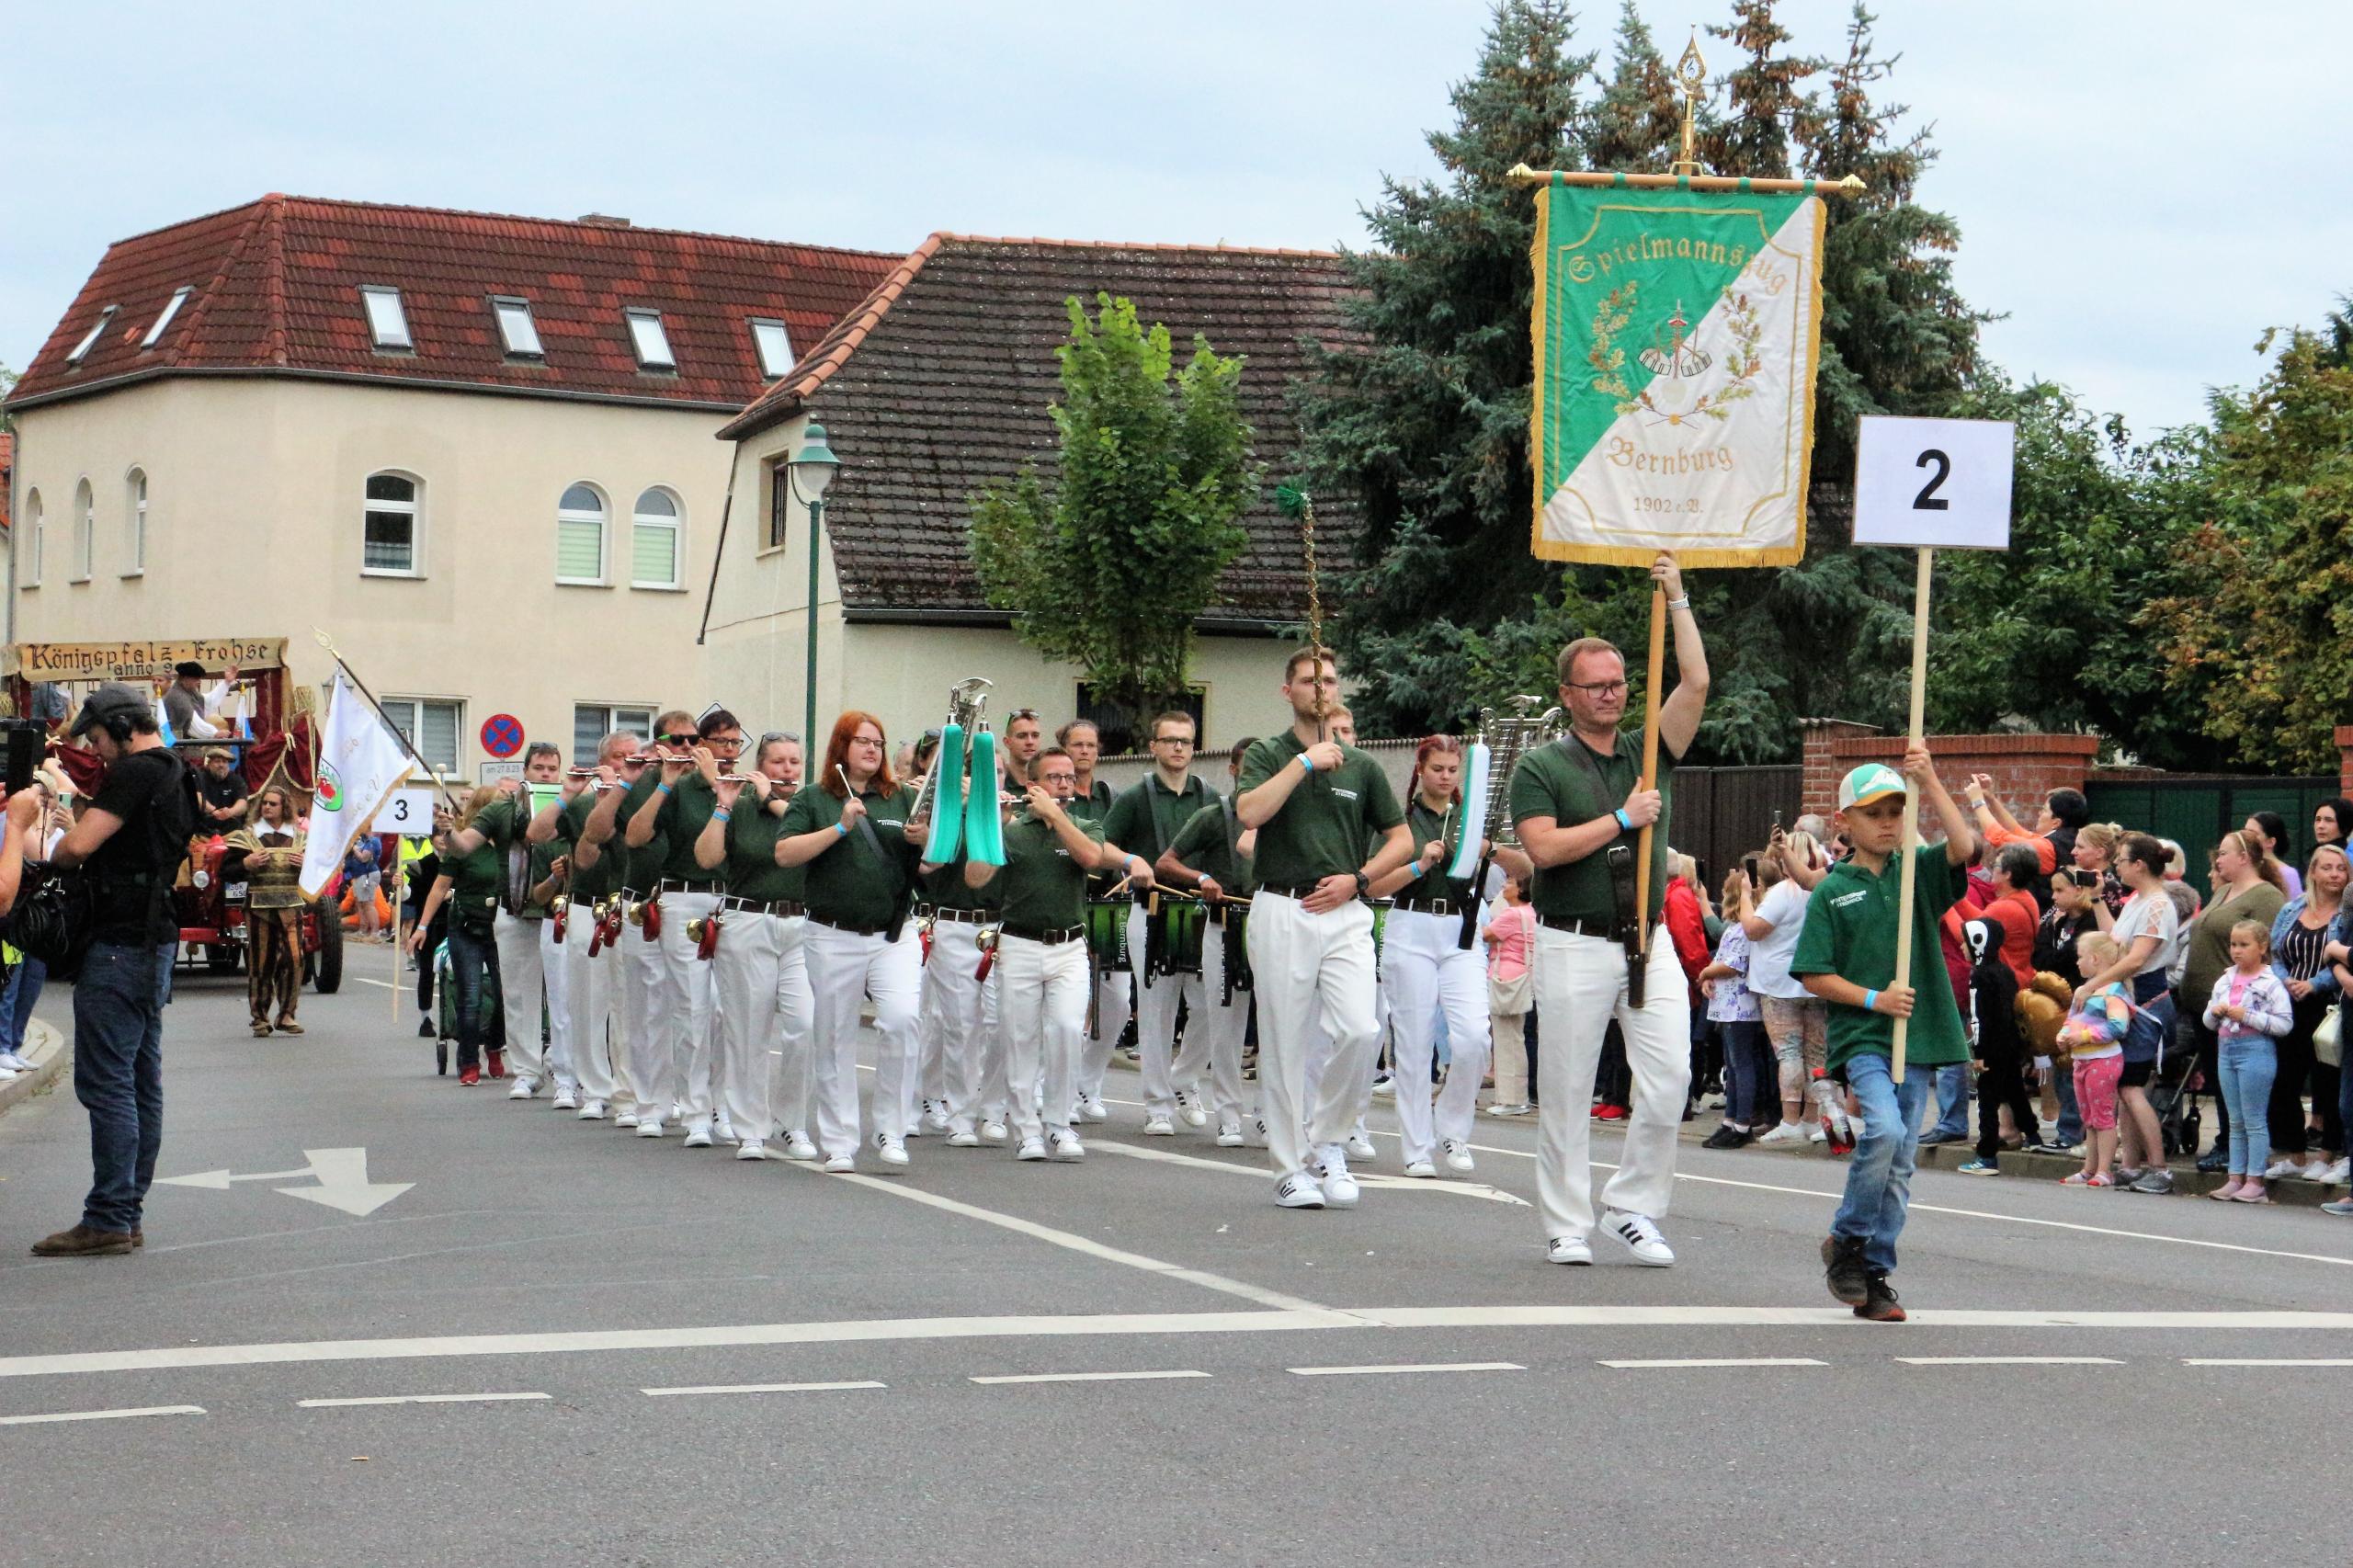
top-left (299, 669), bottom-right (414, 896)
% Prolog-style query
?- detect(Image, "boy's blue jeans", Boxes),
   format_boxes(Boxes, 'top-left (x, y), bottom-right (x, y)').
top-left (1830, 1051), bottom-right (1930, 1277)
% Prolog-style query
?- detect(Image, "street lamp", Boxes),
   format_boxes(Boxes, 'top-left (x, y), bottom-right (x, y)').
top-left (785, 422), bottom-right (840, 752)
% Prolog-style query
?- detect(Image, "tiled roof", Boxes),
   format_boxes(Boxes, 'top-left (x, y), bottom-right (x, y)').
top-left (721, 234), bottom-right (1367, 621)
top-left (6, 196), bottom-right (902, 412)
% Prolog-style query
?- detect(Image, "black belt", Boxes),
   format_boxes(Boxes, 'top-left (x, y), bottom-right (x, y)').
top-left (917, 904), bottom-right (990, 925)
top-left (810, 914), bottom-right (893, 937)
top-left (1538, 914), bottom-right (1617, 937)
top-left (657, 877), bottom-right (719, 894)
top-left (721, 895), bottom-right (805, 917)
top-left (999, 923), bottom-right (1086, 945)
top-left (1261, 880), bottom-right (1349, 900)
top-left (1393, 897), bottom-right (1461, 917)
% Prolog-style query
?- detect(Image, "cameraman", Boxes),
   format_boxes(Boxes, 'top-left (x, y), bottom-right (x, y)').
top-left (28, 685), bottom-right (193, 1259)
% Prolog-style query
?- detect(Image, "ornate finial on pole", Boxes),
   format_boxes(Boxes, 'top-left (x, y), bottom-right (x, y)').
top-left (1273, 483), bottom-right (1331, 740)
top-left (1669, 32), bottom-right (1709, 176)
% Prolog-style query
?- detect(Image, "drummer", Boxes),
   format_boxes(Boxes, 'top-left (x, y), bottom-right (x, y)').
top-left (1156, 735), bottom-right (1259, 1147)
top-left (1061, 716), bottom-right (1131, 1125)
top-left (1099, 710), bottom-right (1220, 1134)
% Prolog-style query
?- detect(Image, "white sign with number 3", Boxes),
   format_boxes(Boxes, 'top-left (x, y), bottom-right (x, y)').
top-left (1852, 415), bottom-right (2015, 551)
top-left (371, 787), bottom-right (436, 836)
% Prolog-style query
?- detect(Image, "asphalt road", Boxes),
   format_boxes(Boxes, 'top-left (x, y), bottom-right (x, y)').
top-left (1, 967), bottom-right (2347, 1567)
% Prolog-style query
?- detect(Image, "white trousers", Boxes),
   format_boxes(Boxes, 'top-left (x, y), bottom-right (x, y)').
top-left (1382, 907), bottom-right (1492, 1164)
top-left (805, 920), bottom-right (923, 1159)
top-left (1197, 910), bottom-right (1253, 1127)
top-left (1000, 935), bottom-right (1087, 1142)
top-left (923, 920), bottom-right (1006, 1129)
top-left (618, 912), bottom-right (665, 1119)
top-left (710, 910), bottom-right (814, 1143)
top-left (563, 923), bottom-right (618, 1105)
top-left (1246, 891), bottom-right (1380, 1179)
top-left (651, 889), bottom-right (722, 1127)
top-left (1532, 924), bottom-right (1693, 1242)
top-left (1129, 903), bottom-right (1211, 1119)
top-left (1076, 963), bottom-right (1132, 1099)
top-left (1305, 982), bottom-right (1388, 1133)
top-left (493, 911), bottom-right (554, 1086)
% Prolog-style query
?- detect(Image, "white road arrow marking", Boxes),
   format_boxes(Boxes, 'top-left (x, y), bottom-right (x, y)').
top-left (156, 1148), bottom-right (413, 1217)
top-left (1087, 1138), bottom-right (1529, 1206)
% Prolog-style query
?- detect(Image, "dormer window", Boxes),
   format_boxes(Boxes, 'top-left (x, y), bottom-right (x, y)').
top-left (492, 296), bottom-right (542, 358)
top-left (624, 308), bottom-right (675, 369)
top-left (360, 286), bottom-right (412, 351)
top-left (67, 306), bottom-right (119, 365)
top-left (750, 318), bottom-right (794, 379)
top-left (141, 287), bottom-right (193, 349)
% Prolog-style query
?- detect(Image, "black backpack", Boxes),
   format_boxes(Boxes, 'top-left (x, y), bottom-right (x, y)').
top-left (8, 749), bottom-right (194, 980)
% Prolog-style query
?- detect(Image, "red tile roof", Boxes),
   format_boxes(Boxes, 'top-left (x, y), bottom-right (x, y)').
top-left (720, 233), bottom-right (1367, 621)
top-left (6, 196), bottom-right (903, 413)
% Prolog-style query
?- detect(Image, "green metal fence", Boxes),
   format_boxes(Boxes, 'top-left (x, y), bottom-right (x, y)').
top-left (2084, 776), bottom-right (2343, 882)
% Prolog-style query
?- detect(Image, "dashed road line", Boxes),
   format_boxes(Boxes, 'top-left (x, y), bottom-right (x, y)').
top-left (642, 1381), bottom-right (887, 1397)
top-left (0, 1403), bottom-right (205, 1426)
top-left (1897, 1356), bottom-right (2120, 1366)
top-left (2182, 1358), bottom-right (2353, 1368)
top-left (298, 1392), bottom-right (549, 1408)
top-left (970, 1369), bottom-right (1211, 1385)
top-left (1598, 1358), bottom-right (1825, 1369)
top-left (1286, 1361), bottom-right (1523, 1378)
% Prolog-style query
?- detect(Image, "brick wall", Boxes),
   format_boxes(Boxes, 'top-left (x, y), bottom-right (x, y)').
top-left (2339, 726), bottom-right (2353, 797)
top-left (1801, 722), bottom-right (2099, 839)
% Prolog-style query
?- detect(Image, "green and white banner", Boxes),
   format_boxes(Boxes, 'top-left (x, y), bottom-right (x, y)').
top-left (1529, 176), bottom-right (1827, 566)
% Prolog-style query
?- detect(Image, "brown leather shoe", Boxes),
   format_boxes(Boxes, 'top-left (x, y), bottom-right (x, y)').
top-left (276, 1021), bottom-right (304, 1035)
top-left (132, 1227), bottom-right (144, 1248)
top-left (30, 1223), bottom-right (135, 1257)
top-left (251, 1024), bottom-right (274, 1038)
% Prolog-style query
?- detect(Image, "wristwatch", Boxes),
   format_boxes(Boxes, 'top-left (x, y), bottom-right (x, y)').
top-left (1352, 870), bottom-right (1370, 899)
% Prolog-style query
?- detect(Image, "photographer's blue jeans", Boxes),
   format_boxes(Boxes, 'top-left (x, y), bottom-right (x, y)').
top-left (2052, 1059), bottom-right (2084, 1147)
top-left (1, 953), bottom-right (46, 1054)
top-left (1830, 1051), bottom-right (1930, 1277)
top-left (447, 921), bottom-right (495, 1071)
top-left (1928, 1061), bottom-right (1971, 1139)
top-left (73, 941), bottom-right (171, 1234)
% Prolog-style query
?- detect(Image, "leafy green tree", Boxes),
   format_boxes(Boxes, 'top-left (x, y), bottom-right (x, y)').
top-left (2144, 318), bottom-right (2353, 772)
top-left (969, 294), bottom-right (1255, 731)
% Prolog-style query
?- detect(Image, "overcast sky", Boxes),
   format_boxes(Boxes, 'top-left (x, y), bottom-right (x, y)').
top-left (5, 1), bottom-right (2347, 438)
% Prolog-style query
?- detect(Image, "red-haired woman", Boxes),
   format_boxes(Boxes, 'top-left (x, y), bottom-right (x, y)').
top-left (1368, 735), bottom-right (1532, 1177)
top-left (778, 711), bottom-right (927, 1171)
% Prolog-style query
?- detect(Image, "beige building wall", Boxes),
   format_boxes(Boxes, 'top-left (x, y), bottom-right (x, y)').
top-left (708, 426), bottom-right (1302, 756)
top-left (9, 378), bottom-right (735, 775)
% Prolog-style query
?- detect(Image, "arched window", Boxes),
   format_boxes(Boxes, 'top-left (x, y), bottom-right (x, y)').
top-left (21, 489), bottom-right (40, 585)
top-left (126, 468), bottom-right (149, 574)
top-left (631, 487), bottom-right (682, 589)
top-left (363, 471), bottom-right (421, 575)
top-left (72, 480), bottom-right (94, 582)
top-left (555, 483), bottom-right (608, 585)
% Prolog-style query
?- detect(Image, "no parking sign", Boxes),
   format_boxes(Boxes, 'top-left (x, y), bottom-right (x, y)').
top-left (480, 713), bottom-right (525, 759)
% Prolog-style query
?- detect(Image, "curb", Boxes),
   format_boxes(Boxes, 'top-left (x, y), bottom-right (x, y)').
top-left (0, 1017), bottom-right (68, 1119)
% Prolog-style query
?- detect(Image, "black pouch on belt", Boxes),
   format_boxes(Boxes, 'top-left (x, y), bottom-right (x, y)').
top-left (1605, 843), bottom-right (1644, 1010)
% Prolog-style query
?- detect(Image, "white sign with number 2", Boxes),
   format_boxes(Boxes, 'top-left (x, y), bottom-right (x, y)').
top-left (1852, 415), bottom-right (2015, 551)
top-left (371, 787), bottom-right (436, 837)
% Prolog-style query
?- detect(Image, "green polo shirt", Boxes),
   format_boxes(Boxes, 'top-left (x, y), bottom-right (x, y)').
top-left (994, 810), bottom-right (1104, 932)
top-left (1066, 778), bottom-right (1115, 825)
top-left (1401, 797), bottom-right (1480, 905)
top-left (1235, 732), bottom-right (1404, 891)
top-left (779, 783), bottom-right (922, 928)
top-left (722, 789), bottom-right (807, 904)
top-left (647, 773), bottom-right (724, 886)
top-left (1167, 800), bottom-right (1255, 897)
top-left (1103, 772), bottom-right (1218, 863)
top-left (1790, 843), bottom-right (1971, 1072)
top-left (616, 770), bottom-right (672, 892)
top-left (556, 791), bottom-right (620, 904)
top-left (444, 838), bottom-right (503, 928)
top-left (923, 851), bottom-right (1001, 915)
top-left (472, 792), bottom-right (563, 918)
top-left (1508, 732), bottom-right (1677, 928)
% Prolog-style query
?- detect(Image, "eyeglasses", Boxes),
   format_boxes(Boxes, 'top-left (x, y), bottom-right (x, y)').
top-left (703, 733), bottom-right (745, 750)
top-left (1008, 709), bottom-right (1040, 723)
top-left (1153, 734), bottom-right (1195, 746)
top-left (922, 728), bottom-right (942, 742)
top-left (660, 733), bottom-right (698, 745)
top-left (759, 731), bottom-right (801, 747)
top-left (1566, 680), bottom-right (1628, 697)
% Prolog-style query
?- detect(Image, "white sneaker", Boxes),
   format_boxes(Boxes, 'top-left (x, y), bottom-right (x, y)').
top-left (0, 1065), bottom-right (17, 1082)
top-left (1216, 1122), bottom-right (1245, 1148)
top-left (1370, 1073), bottom-right (1396, 1099)
top-left (551, 1088), bottom-right (579, 1111)
top-left (636, 1119), bottom-right (665, 1138)
top-left (1252, 1115), bottom-right (1270, 1145)
top-left (1275, 1171), bottom-right (1326, 1209)
top-left (1404, 1159), bottom-right (1438, 1179)
top-left (1175, 1089), bottom-right (1209, 1128)
top-left (1807, 1125), bottom-right (1829, 1144)
top-left (614, 1110), bottom-right (641, 1129)
top-left (876, 1135), bottom-right (910, 1167)
top-left (682, 1121), bottom-right (714, 1150)
top-left (1077, 1096), bottom-right (1109, 1124)
top-left (734, 1140), bottom-right (767, 1161)
top-left (2327, 1158), bottom-right (2351, 1185)
top-left (1316, 1142), bottom-right (1360, 1209)
top-left (824, 1153), bottom-right (856, 1173)
top-left (577, 1099), bottom-right (606, 1120)
top-left (1601, 1209), bottom-right (1676, 1267)
top-left (1548, 1234), bottom-right (1593, 1266)
top-left (1346, 1130), bottom-right (1378, 1162)
top-left (1143, 1116), bottom-right (1176, 1136)
top-left (1017, 1135), bottom-right (1049, 1162)
top-left (1048, 1130), bottom-right (1086, 1163)
top-left (507, 1078), bottom-right (537, 1101)
top-left (923, 1099), bottom-right (952, 1135)
top-left (1441, 1138), bottom-right (1475, 1174)
top-left (980, 1120), bottom-right (1009, 1144)
top-left (1755, 1122), bottom-right (1805, 1145)
top-left (2300, 1161), bottom-right (2334, 1183)
top-left (784, 1131), bottom-right (818, 1162)
top-left (2264, 1157), bottom-right (2301, 1181)
top-left (0, 1051), bottom-right (32, 1072)
top-left (948, 1124), bottom-right (981, 1148)
top-left (716, 1114), bottom-right (738, 1144)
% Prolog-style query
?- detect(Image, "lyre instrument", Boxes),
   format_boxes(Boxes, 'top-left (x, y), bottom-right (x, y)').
top-left (1452, 695), bottom-right (1563, 949)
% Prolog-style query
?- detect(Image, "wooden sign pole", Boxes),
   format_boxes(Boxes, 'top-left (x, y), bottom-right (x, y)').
top-left (1631, 583), bottom-right (1666, 960)
top-left (1888, 546), bottom-right (1933, 1084)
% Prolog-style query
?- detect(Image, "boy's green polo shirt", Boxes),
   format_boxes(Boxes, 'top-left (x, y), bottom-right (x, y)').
top-left (1790, 843), bottom-right (1971, 1073)
top-left (1235, 732), bottom-right (1403, 890)
top-left (995, 811), bottom-right (1104, 932)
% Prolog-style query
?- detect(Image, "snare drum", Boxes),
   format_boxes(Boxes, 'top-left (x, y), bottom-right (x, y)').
top-left (1086, 897), bottom-right (1130, 971)
top-left (1215, 903), bottom-right (1254, 1003)
top-left (1159, 899), bottom-right (1206, 977)
top-left (1370, 896), bottom-right (1393, 978)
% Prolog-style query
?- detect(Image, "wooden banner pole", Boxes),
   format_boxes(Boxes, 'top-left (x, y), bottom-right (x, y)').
top-left (1888, 546), bottom-right (1934, 1084)
top-left (1631, 582), bottom-right (1667, 959)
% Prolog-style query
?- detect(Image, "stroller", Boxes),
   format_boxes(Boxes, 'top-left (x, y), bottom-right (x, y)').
top-left (2144, 999), bottom-right (2204, 1159)
top-left (429, 937), bottom-right (506, 1076)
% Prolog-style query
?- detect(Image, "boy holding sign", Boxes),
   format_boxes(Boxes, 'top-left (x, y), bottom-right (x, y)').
top-left (1791, 753), bottom-right (1974, 1322)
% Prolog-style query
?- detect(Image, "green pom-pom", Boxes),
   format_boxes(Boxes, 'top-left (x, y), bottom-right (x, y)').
top-left (1273, 484), bottom-right (1310, 518)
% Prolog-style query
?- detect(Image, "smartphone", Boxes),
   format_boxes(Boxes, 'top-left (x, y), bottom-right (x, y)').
top-left (1, 720), bottom-right (42, 795)
top-left (1771, 809), bottom-right (1783, 833)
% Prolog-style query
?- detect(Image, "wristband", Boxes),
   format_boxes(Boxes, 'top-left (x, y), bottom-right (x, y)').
top-left (1665, 595), bottom-right (1690, 611)
top-left (656, 781), bottom-right (674, 796)
top-left (1298, 755), bottom-right (1315, 775)
top-left (711, 809), bottom-right (732, 823)
top-left (833, 821), bottom-right (848, 836)
top-left (1863, 988), bottom-right (1879, 1014)
top-left (1613, 808), bottom-right (1632, 832)
top-left (1407, 861), bottom-right (1425, 881)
